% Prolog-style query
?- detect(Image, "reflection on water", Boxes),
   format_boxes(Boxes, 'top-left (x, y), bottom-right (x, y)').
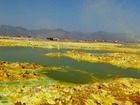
top-left (0, 47), bottom-right (140, 84)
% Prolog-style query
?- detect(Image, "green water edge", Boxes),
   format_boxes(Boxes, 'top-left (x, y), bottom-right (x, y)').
top-left (0, 46), bottom-right (139, 104)
top-left (0, 46), bottom-right (140, 84)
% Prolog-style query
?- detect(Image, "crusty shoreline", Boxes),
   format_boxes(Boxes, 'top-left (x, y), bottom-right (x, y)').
top-left (0, 36), bottom-right (140, 105)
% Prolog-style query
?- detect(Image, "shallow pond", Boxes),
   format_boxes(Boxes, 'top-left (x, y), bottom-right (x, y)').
top-left (0, 47), bottom-right (140, 84)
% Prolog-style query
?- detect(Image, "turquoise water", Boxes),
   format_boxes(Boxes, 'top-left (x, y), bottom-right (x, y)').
top-left (0, 47), bottom-right (140, 84)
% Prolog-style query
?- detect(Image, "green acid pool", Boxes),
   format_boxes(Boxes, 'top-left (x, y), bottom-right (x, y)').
top-left (0, 47), bottom-right (140, 84)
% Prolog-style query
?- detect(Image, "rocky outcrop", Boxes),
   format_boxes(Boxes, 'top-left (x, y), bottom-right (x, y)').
top-left (8, 78), bottom-right (140, 105)
top-left (46, 50), bottom-right (140, 69)
top-left (0, 61), bottom-right (41, 81)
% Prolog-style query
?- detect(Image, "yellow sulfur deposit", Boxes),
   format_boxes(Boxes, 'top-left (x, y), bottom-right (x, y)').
top-left (47, 50), bottom-right (140, 69)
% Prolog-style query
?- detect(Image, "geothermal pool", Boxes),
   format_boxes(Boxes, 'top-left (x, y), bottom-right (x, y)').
top-left (0, 47), bottom-right (140, 84)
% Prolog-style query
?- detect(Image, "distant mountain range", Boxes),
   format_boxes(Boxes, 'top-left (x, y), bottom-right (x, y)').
top-left (0, 25), bottom-right (139, 41)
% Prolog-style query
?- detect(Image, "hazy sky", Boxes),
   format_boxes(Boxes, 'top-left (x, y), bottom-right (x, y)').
top-left (0, 0), bottom-right (140, 33)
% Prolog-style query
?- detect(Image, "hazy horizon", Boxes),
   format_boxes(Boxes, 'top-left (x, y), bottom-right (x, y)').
top-left (0, 0), bottom-right (140, 34)
top-left (0, 24), bottom-right (139, 35)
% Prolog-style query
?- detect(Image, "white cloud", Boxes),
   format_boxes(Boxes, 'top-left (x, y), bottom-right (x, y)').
top-left (81, 0), bottom-right (139, 33)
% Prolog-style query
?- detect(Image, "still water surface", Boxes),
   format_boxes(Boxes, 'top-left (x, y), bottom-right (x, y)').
top-left (0, 47), bottom-right (140, 84)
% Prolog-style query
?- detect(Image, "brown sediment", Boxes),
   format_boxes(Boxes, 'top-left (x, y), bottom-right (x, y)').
top-left (0, 37), bottom-right (139, 105)
top-left (0, 61), bottom-right (65, 81)
top-left (1, 61), bottom-right (139, 105)
top-left (0, 61), bottom-right (41, 81)
top-left (0, 61), bottom-right (40, 69)
top-left (4, 78), bottom-right (139, 105)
